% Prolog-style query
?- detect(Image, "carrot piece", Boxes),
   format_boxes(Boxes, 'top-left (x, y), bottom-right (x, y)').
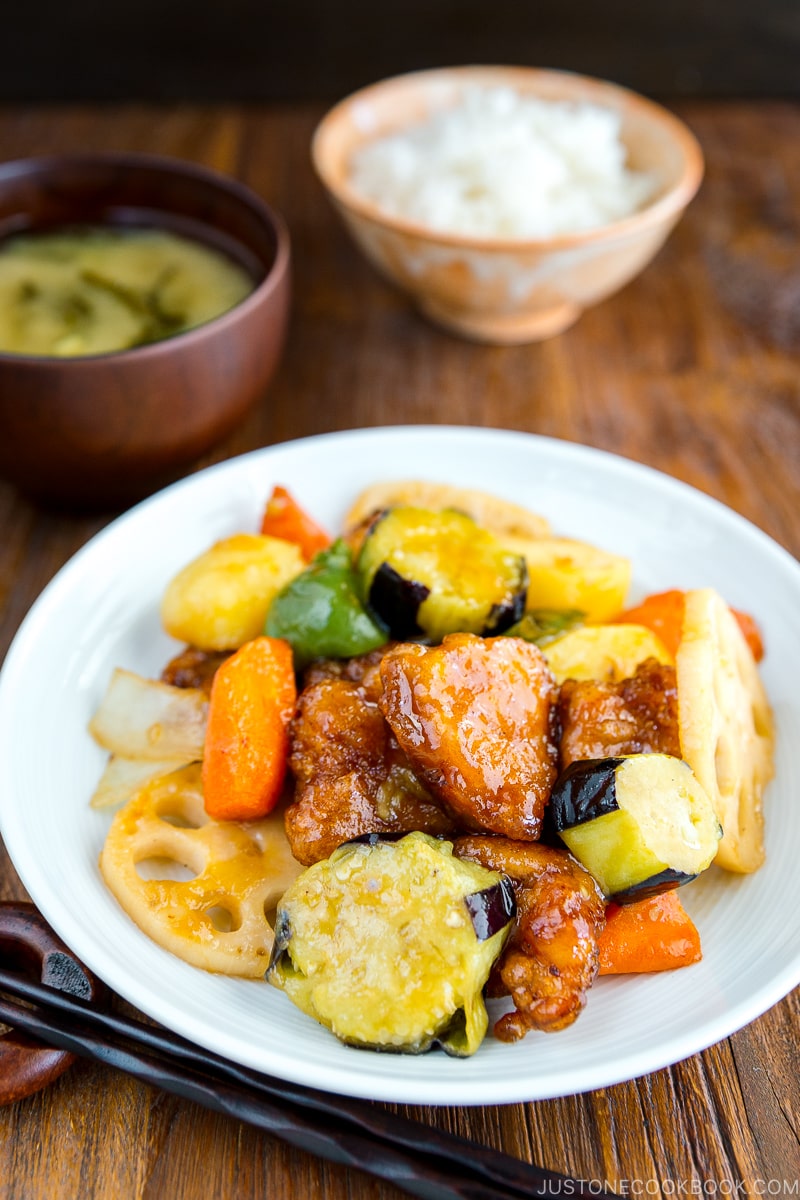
top-left (598, 892), bottom-right (702, 975)
top-left (730, 608), bottom-right (765, 663)
top-left (259, 485), bottom-right (331, 562)
top-left (202, 637), bottom-right (297, 821)
top-left (615, 589), bottom-right (686, 658)
top-left (617, 588), bottom-right (764, 662)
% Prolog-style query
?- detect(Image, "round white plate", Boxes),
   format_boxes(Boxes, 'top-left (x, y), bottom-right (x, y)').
top-left (1, 426), bottom-right (799, 1106)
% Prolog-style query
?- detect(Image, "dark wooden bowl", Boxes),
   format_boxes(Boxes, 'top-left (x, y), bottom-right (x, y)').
top-left (0, 154), bottom-right (291, 508)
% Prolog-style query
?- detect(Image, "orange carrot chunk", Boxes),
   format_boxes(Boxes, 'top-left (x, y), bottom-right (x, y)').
top-left (260, 485), bottom-right (331, 562)
top-left (614, 589), bottom-right (686, 658)
top-left (598, 891), bottom-right (702, 975)
top-left (202, 636), bottom-right (297, 821)
top-left (617, 588), bottom-right (764, 662)
top-left (730, 607), bottom-right (765, 663)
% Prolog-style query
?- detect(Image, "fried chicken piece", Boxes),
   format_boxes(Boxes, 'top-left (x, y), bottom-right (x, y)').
top-left (558, 657), bottom-right (680, 770)
top-left (286, 673), bottom-right (455, 866)
top-left (302, 644), bottom-right (395, 699)
top-left (454, 835), bottom-right (605, 1039)
top-left (160, 646), bottom-right (231, 694)
top-left (379, 634), bottom-right (559, 841)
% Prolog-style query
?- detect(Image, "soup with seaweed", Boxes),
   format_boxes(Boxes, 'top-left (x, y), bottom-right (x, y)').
top-left (0, 225), bottom-right (256, 357)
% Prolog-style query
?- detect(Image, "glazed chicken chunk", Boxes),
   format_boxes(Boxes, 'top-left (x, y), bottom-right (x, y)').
top-left (160, 646), bottom-right (230, 694)
top-left (301, 644), bottom-right (391, 696)
top-left (286, 652), bottom-right (455, 865)
top-left (558, 657), bottom-right (680, 770)
top-left (380, 634), bottom-right (559, 841)
top-left (454, 836), bottom-right (605, 1040)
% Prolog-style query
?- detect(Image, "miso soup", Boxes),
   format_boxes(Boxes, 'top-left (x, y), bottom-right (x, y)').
top-left (0, 225), bottom-right (256, 357)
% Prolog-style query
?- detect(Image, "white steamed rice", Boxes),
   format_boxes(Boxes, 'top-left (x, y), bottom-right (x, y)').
top-left (349, 86), bottom-right (657, 239)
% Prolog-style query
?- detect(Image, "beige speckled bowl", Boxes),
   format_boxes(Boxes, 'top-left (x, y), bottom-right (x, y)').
top-left (312, 66), bottom-right (704, 344)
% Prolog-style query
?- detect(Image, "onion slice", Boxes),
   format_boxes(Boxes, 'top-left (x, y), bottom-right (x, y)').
top-left (88, 668), bottom-right (208, 761)
top-left (89, 755), bottom-right (196, 810)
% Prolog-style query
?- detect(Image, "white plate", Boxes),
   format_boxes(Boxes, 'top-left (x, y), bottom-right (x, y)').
top-left (1, 426), bottom-right (799, 1106)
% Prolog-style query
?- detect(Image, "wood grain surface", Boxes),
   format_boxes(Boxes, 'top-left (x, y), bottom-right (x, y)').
top-left (0, 102), bottom-right (798, 1199)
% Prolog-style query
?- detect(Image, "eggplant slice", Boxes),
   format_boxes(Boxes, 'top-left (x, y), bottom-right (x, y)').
top-left (549, 754), bottom-right (721, 902)
top-left (266, 832), bottom-right (515, 1056)
top-left (358, 506), bottom-right (528, 642)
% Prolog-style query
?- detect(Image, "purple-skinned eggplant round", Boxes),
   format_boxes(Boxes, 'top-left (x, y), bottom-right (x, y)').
top-left (367, 562), bottom-right (430, 640)
top-left (548, 754), bottom-right (721, 903)
top-left (264, 832), bottom-right (516, 1056)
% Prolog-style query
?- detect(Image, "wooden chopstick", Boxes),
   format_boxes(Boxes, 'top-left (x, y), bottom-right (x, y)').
top-left (0, 967), bottom-right (617, 1200)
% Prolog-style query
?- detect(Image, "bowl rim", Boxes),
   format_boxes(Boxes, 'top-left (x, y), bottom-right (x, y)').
top-left (311, 64), bottom-right (705, 252)
top-left (0, 151), bottom-right (291, 366)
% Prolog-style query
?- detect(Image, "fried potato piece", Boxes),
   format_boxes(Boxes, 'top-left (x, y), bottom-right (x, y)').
top-left (161, 533), bottom-right (305, 651)
top-left (498, 535), bottom-right (631, 623)
top-left (543, 623), bottom-right (673, 685)
top-left (344, 481), bottom-right (551, 539)
top-left (676, 588), bottom-right (774, 873)
top-left (380, 634), bottom-right (559, 841)
top-left (454, 836), bottom-right (605, 1038)
top-left (286, 668), bottom-right (455, 866)
top-left (558, 658), bottom-right (681, 770)
top-left (100, 764), bottom-right (302, 975)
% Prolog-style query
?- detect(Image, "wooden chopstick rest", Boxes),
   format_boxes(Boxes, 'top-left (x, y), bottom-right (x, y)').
top-left (0, 901), bottom-right (106, 1105)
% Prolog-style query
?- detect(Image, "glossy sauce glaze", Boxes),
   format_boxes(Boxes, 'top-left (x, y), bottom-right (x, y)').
top-left (379, 633), bottom-right (560, 840)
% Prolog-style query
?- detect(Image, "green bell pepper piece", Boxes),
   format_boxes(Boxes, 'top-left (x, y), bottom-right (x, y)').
top-left (265, 539), bottom-right (388, 669)
top-left (504, 608), bottom-right (585, 647)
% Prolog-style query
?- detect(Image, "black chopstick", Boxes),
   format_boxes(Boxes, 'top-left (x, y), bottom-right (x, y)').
top-left (0, 968), bottom-right (617, 1200)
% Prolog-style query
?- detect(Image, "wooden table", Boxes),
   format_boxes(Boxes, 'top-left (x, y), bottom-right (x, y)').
top-left (0, 101), bottom-right (798, 1199)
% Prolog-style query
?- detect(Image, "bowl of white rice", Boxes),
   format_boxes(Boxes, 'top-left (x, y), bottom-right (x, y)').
top-left (312, 66), bottom-right (703, 343)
